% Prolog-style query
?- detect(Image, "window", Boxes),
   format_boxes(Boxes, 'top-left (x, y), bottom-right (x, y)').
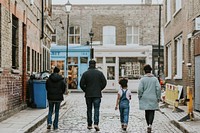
top-left (51, 60), bottom-right (65, 76)
top-left (103, 26), bottom-right (116, 46)
top-left (166, 44), bottom-right (172, 79)
top-left (174, 36), bottom-right (182, 79)
top-left (69, 26), bottom-right (81, 45)
top-left (188, 38), bottom-right (191, 63)
top-left (175, 0), bottom-right (181, 12)
top-left (80, 57), bottom-right (88, 64)
top-left (32, 49), bottom-right (35, 72)
top-left (52, 29), bottom-right (56, 43)
top-left (106, 57), bottom-right (115, 63)
top-left (107, 66), bottom-right (115, 80)
top-left (126, 26), bottom-right (139, 45)
top-left (96, 57), bottom-right (103, 64)
top-left (119, 57), bottom-right (145, 79)
top-left (12, 15), bottom-right (19, 69)
top-left (27, 46), bottom-right (30, 71)
top-left (30, 0), bottom-right (34, 5)
top-left (166, 0), bottom-right (171, 22)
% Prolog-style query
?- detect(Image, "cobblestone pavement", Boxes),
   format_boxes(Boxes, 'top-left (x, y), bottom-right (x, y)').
top-left (33, 93), bottom-right (182, 133)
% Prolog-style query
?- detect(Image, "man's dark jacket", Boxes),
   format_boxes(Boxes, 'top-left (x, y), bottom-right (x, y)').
top-left (46, 73), bottom-right (66, 101)
top-left (80, 67), bottom-right (107, 98)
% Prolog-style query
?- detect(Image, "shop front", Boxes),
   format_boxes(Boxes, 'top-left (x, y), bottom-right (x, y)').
top-left (94, 45), bottom-right (152, 92)
top-left (50, 45), bottom-right (90, 89)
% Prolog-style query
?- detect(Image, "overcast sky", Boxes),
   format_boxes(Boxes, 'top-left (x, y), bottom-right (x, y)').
top-left (52, 0), bottom-right (163, 5)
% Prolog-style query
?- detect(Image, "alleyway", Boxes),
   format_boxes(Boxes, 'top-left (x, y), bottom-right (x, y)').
top-left (33, 93), bottom-right (182, 133)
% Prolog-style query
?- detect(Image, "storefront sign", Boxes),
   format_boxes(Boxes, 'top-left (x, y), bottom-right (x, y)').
top-left (195, 17), bottom-right (200, 30)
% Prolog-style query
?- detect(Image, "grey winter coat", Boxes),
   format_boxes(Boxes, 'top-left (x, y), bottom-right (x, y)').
top-left (138, 74), bottom-right (161, 110)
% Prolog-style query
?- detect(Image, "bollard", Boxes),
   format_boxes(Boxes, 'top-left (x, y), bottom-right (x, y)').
top-left (178, 86), bottom-right (194, 122)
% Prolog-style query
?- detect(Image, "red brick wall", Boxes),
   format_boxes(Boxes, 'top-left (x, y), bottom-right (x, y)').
top-left (0, 68), bottom-right (25, 121)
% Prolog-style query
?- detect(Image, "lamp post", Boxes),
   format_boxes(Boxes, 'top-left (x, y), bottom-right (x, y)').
top-left (65, 0), bottom-right (72, 86)
top-left (89, 29), bottom-right (94, 59)
top-left (158, 4), bottom-right (161, 81)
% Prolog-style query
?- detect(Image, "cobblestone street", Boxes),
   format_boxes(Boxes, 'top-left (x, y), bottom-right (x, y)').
top-left (33, 93), bottom-right (182, 133)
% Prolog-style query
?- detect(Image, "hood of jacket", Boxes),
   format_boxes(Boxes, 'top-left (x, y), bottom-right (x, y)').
top-left (144, 73), bottom-right (154, 77)
top-left (49, 73), bottom-right (63, 82)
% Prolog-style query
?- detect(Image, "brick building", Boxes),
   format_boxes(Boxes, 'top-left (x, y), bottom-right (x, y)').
top-left (163, 0), bottom-right (200, 111)
top-left (0, 0), bottom-right (53, 120)
top-left (51, 1), bottom-right (164, 91)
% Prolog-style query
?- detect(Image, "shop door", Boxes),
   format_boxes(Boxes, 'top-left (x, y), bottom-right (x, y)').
top-left (68, 65), bottom-right (78, 89)
top-left (106, 65), bottom-right (116, 89)
top-left (79, 64), bottom-right (88, 89)
top-left (195, 56), bottom-right (200, 111)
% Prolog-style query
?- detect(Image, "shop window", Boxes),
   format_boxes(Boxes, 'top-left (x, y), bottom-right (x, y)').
top-left (107, 66), bottom-right (115, 80)
top-left (106, 57), bottom-right (115, 63)
top-left (80, 57), bottom-right (88, 64)
top-left (96, 57), bottom-right (103, 64)
top-left (68, 57), bottom-right (78, 64)
top-left (119, 57), bottom-right (145, 79)
top-left (51, 60), bottom-right (65, 76)
top-left (68, 65), bottom-right (78, 89)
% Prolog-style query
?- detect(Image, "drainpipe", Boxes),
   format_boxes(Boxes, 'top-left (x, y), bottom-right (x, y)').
top-left (22, 23), bottom-right (27, 102)
top-left (40, 0), bottom-right (44, 39)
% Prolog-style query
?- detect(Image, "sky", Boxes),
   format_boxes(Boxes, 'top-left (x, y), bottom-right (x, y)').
top-left (52, 0), bottom-right (163, 5)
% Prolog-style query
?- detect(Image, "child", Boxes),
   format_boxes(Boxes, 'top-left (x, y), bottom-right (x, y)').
top-left (115, 78), bottom-right (131, 131)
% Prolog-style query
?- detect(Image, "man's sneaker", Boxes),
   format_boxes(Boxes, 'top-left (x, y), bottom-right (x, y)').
top-left (87, 126), bottom-right (93, 130)
top-left (147, 125), bottom-right (152, 133)
top-left (47, 124), bottom-right (51, 129)
top-left (94, 125), bottom-right (100, 131)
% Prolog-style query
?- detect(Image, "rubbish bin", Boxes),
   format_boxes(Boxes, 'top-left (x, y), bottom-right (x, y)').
top-left (33, 80), bottom-right (48, 108)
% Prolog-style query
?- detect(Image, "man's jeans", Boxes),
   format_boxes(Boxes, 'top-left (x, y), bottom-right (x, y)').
top-left (47, 101), bottom-right (61, 128)
top-left (119, 102), bottom-right (130, 125)
top-left (86, 97), bottom-right (101, 126)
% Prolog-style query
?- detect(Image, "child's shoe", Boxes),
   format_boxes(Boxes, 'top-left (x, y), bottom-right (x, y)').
top-left (123, 125), bottom-right (127, 131)
top-left (47, 124), bottom-right (51, 129)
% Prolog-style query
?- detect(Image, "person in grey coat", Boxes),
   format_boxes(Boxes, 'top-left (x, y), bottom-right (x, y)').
top-left (138, 64), bottom-right (161, 133)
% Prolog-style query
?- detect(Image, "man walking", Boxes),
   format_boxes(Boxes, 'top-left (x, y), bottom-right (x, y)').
top-left (46, 67), bottom-right (66, 130)
top-left (80, 60), bottom-right (107, 131)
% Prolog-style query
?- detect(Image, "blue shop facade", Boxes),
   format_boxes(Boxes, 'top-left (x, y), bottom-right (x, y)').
top-left (50, 44), bottom-right (90, 89)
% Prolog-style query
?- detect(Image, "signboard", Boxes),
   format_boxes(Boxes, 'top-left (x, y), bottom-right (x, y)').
top-left (195, 17), bottom-right (200, 30)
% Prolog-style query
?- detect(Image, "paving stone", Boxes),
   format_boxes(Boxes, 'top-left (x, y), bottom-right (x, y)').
top-left (33, 93), bottom-right (182, 133)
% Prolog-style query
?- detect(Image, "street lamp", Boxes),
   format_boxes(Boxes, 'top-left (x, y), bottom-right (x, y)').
top-left (158, 4), bottom-right (161, 81)
top-left (89, 29), bottom-right (94, 59)
top-left (65, 0), bottom-right (72, 86)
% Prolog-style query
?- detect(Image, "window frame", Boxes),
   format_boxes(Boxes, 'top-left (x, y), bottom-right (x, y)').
top-left (166, 43), bottom-right (172, 79)
top-left (103, 26), bottom-right (116, 46)
top-left (126, 26), bottom-right (139, 46)
top-left (69, 26), bottom-right (81, 45)
top-left (174, 35), bottom-right (183, 79)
